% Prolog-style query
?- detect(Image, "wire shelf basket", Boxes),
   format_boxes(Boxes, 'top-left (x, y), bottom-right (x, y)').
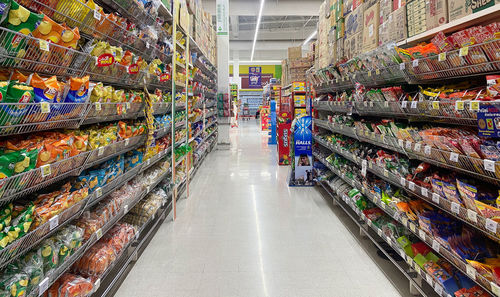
top-left (152, 102), bottom-right (172, 115)
top-left (84, 102), bottom-right (144, 125)
top-left (85, 135), bottom-right (145, 168)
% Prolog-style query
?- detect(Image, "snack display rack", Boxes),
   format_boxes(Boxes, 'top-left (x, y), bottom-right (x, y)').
top-left (0, 0), bottom-right (218, 295)
top-left (310, 8), bottom-right (500, 297)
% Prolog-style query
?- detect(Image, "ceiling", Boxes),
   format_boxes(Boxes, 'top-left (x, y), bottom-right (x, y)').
top-left (202, 0), bottom-right (321, 61)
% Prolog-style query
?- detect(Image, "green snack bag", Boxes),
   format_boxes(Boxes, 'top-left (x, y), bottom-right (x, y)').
top-left (0, 232), bottom-right (9, 249)
top-left (14, 149), bottom-right (37, 174)
top-left (0, 81), bottom-right (8, 102)
top-left (40, 239), bottom-right (59, 272)
top-left (0, 81), bottom-right (34, 126)
top-left (5, 225), bottom-right (20, 243)
top-left (0, 0), bottom-right (43, 64)
top-left (10, 203), bottom-right (33, 226)
top-left (3, 272), bottom-right (29, 297)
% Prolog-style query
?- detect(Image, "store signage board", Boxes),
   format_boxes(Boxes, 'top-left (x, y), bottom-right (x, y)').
top-left (294, 116), bottom-right (313, 185)
top-left (248, 67), bottom-right (262, 88)
top-left (477, 103), bottom-right (500, 137)
top-left (216, 0), bottom-right (229, 35)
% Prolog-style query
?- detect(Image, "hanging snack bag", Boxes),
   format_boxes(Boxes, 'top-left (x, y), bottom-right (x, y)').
top-left (62, 76), bottom-right (89, 117)
top-left (55, 24), bottom-right (80, 72)
top-left (28, 74), bottom-right (59, 122)
top-left (28, 15), bottom-right (63, 71)
top-left (0, 81), bottom-right (34, 126)
top-left (0, 1), bottom-right (43, 65)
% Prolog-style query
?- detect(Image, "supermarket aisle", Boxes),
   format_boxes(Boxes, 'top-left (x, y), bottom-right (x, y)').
top-left (116, 121), bottom-right (404, 297)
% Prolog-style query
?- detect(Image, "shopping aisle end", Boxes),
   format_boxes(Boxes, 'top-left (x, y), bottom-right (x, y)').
top-left (115, 121), bottom-right (408, 297)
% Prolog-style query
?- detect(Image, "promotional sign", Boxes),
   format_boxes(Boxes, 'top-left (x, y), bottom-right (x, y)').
top-left (477, 103), bottom-right (500, 137)
top-left (216, 0), bottom-right (229, 35)
top-left (294, 116), bottom-right (313, 183)
top-left (248, 67), bottom-right (262, 88)
top-left (278, 111), bottom-right (292, 165)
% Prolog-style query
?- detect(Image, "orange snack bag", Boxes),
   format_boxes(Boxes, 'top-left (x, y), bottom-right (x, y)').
top-left (11, 70), bottom-right (28, 83)
top-left (58, 24), bottom-right (80, 49)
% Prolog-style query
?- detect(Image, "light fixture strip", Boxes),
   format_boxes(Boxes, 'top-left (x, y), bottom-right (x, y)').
top-left (303, 30), bottom-right (317, 46)
top-left (250, 0), bottom-right (265, 61)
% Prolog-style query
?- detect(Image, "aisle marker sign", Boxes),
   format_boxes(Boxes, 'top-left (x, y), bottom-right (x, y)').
top-left (216, 0), bottom-right (229, 35)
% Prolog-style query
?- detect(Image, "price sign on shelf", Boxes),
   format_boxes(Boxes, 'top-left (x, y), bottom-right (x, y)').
top-left (98, 146), bottom-right (104, 156)
top-left (438, 52), bottom-right (446, 62)
top-left (39, 277), bottom-right (49, 296)
top-left (449, 152), bottom-right (459, 162)
top-left (412, 59), bottom-right (419, 67)
top-left (95, 102), bottom-right (102, 111)
top-left (398, 139), bottom-right (404, 147)
top-left (40, 102), bottom-right (50, 113)
top-left (401, 101), bottom-right (407, 108)
top-left (367, 71), bottom-right (372, 77)
top-left (432, 193), bottom-right (440, 204)
top-left (377, 228), bottom-right (382, 237)
top-left (486, 218), bottom-right (498, 233)
top-left (383, 169), bottom-right (389, 177)
top-left (467, 209), bottom-right (478, 223)
top-left (484, 159), bottom-right (496, 173)
top-left (400, 177), bottom-right (406, 186)
top-left (466, 265), bottom-right (476, 280)
top-left (459, 46), bottom-right (469, 57)
top-left (95, 187), bottom-right (102, 197)
top-left (361, 160), bottom-right (367, 177)
top-left (39, 39), bottom-right (49, 52)
top-left (414, 143), bottom-right (421, 152)
top-left (409, 223), bottom-right (416, 233)
top-left (41, 164), bottom-right (51, 177)
top-left (125, 138), bottom-right (130, 146)
top-left (432, 240), bottom-right (440, 252)
top-left (426, 274), bottom-right (433, 286)
top-left (399, 63), bottom-right (405, 70)
top-left (96, 228), bottom-right (103, 239)
top-left (490, 282), bottom-right (500, 297)
top-left (401, 217), bottom-right (408, 227)
top-left (375, 69), bottom-right (380, 75)
top-left (435, 283), bottom-right (443, 295)
top-left (405, 141), bottom-right (412, 150)
top-left (419, 229), bottom-right (426, 239)
top-left (124, 204), bottom-right (128, 213)
top-left (432, 101), bottom-right (440, 110)
top-left (455, 101), bottom-right (464, 111)
top-left (49, 215), bottom-right (58, 230)
top-left (421, 188), bottom-right (428, 197)
top-left (409, 181), bottom-right (415, 191)
top-left (470, 101), bottom-right (480, 111)
top-left (451, 202), bottom-right (460, 214)
top-left (93, 9), bottom-right (101, 20)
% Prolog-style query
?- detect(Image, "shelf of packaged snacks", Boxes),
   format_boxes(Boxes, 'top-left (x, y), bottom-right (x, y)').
top-left (153, 124), bottom-right (172, 139)
top-left (193, 75), bottom-right (216, 88)
top-left (205, 120), bottom-right (218, 130)
top-left (175, 60), bottom-right (187, 69)
top-left (194, 59), bottom-right (217, 79)
top-left (205, 110), bottom-right (216, 118)
top-left (175, 81), bottom-right (187, 88)
top-left (151, 102), bottom-right (172, 116)
top-left (401, 4), bottom-right (500, 46)
top-left (318, 180), bottom-right (447, 297)
top-left (313, 117), bottom-right (500, 186)
top-left (140, 148), bottom-right (172, 174)
top-left (84, 135), bottom-right (146, 170)
top-left (175, 155), bottom-right (187, 167)
top-left (83, 102), bottom-right (145, 125)
top-left (199, 128), bottom-right (218, 147)
top-left (314, 134), bottom-right (500, 242)
top-left (175, 121), bottom-right (186, 129)
top-left (311, 39), bottom-right (500, 93)
top-left (189, 130), bottom-right (203, 142)
top-left (314, 151), bottom-right (499, 296)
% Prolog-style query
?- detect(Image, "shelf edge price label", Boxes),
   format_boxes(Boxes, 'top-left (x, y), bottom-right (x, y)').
top-left (409, 222), bottom-right (416, 233)
top-left (41, 164), bottom-right (51, 177)
top-left (424, 145), bottom-right (432, 155)
top-left (421, 188), bottom-right (428, 197)
top-left (467, 209), bottom-right (478, 223)
top-left (49, 215), bottom-right (58, 230)
top-left (419, 229), bottom-right (426, 239)
top-left (124, 204), bottom-right (128, 213)
top-left (432, 240), bottom-right (440, 252)
top-left (459, 46), bottom-right (469, 57)
top-left (377, 228), bottom-right (382, 237)
top-left (125, 138), bottom-right (130, 146)
top-left (361, 160), bottom-right (367, 177)
top-left (38, 277), bottom-right (49, 296)
top-left (412, 59), bottom-right (419, 67)
top-left (455, 100), bottom-right (464, 111)
top-left (383, 169), bottom-right (389, 177)
top-left (435, 283), bottom-right (443, 295)
top-left (484, 159), bottom-right (496, 173)
top-left (438, 52), bottom-right (446, 62)
top-left (470, 100), bottom-right (479, 111)
top-left (39, 39), bottom-right (49, 52)
top-left (401, 101), bottom-right (407, 108)
top-left (432, 193), bottom-right (440, 204)
top-left (426, 274), bottom-right (433, 285)
top-left (414, 143), bottom-right (421, 152)
top-left (400, 177), bottom-right (406, 186)
top-left (93, 279), bottom-right (101, 293)
top-left (95, 187), bottom-right (102, 198)
top-left (405, 141), bottom-right (412, 150)
top-left (449, 152), bottom-right (459, 162)
top-left (466, 265), bottom-right (476, 280)
top-left (401, 217), bottom-right (408, 227)
top-left (409, 181), bottom-right (415, 191)
top-left (398, 139), bottom-right (404, 147)
top-left (369, 101), bottom-right (374, 108)
top-left (415, 265), bottom-right (421, 275)
top-left (40, 102), bottom-right (50, 113)
top-left (126, 102), bottom-right (131, 109)
top-left (432, 101), bottom-right (439, 110)
top-left (93, 9), bottom-right (101, 20)
top-left (399, 63), bottom-right (405, 70)
top-left (451, 202), bottom-right (460, 214)
top-left (367, 71), bottom-right (372, 77)
top-left (96, 228), bottom-right (103, 239)
top-left (490, 282), bottom-right (500, 297)
top-left (411, 101), bottom-right (418, 109)
top-left (375, 69), bottom-right (380, 75)
top-left (486, 218), bottom-right (498, 233)
top-left (98, 146), bottom-right (104, 156)
top-left (95, 102), bottom-right (102, 111)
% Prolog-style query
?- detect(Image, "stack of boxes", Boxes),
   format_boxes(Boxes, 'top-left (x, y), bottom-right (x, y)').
top-left (313, 0), bottom-right (495, 71)
top-left (189, 1), bottom-right (217, 66)
top-left (281, 47), bottom-right (314, 86)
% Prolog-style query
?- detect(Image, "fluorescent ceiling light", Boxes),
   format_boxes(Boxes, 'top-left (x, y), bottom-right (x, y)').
top-left (230, 60), bottom-right (282, 63)
top-left (303, 30), bottom-right (317, 46)
top-left (250, 0), bottom-right (265, 61)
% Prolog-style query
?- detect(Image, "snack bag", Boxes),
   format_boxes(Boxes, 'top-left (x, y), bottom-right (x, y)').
top-left (0, 81), bottom-right (34, 126)
top-left (28, 74), bottom-right (59, 122)
top-left (28, 15), bottom-right (63, 71)
top-left (0, 1), bottom-right (43, 65)
top-left (62, 76), bottom-right (89, 117)
top-left (55, 24), bottom-right (80, 72)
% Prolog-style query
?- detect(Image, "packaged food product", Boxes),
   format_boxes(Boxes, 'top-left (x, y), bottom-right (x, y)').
top-left (0, 81), bottom-right (34, 126)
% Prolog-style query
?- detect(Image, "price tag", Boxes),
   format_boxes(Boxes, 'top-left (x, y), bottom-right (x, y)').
top-left (361, 160), bottom-right (367, 177)
top-left (486, 218), bottom-right (498, 233)
top-left (367, 220), bottom-right (372, 227)
top-left (406, 141), bottom-right (412, 150)
top-left (409, 181), bottom-right (416, 191)
top-left (450, 152), bottom-right (459, 162)
top-left (49, 215), bottom-right (58, 230)
top-left (459, 46), bottom-right (469, 57)
top-left (41, 164), bottom-right (51, 177)
top-left (383, 169), bottom-right (389, 177)
top-left (406, 255), bottom-right (413, 266)
top-left (401, 217), bottom-right (408, 227)
top-left (342, 76), bottom-right (345, 82)
top-left (400, 177), bottom-right (406, 186)
top-left (98, 146), bottom-right (104, 156)
top-left (378, 228), bottom-right (382, 236)
top-left (455, 101), bottom-right (464, 111)
top-left (96, 228), bottom-right (103, 239)
top-left (435, 283), bottom-right (443, 295)
top-left (414, 143), bottom-right (421, 152)
top-left (125, 138), bottom-right (130, 146)
top-left (438, 52), bottom-right (446, 62)
top-left (381, 203), bottom-right (386, 210)
top-left (467, 209), bottom-right (478, 223)
top-left (146, 159), bottom-right (151, 166)
top-left (398, 139), bottom-right (404, 147)
top-left (352, 74), bottom-right (356, 80)
top-left (368, 162), bottom-right (373, 169)
top-left (426, 274), bottom-right (433, 285)
top-left (93, 279), bottom-right (101, 292)
top-left (38, 277), bottom-right (49, 295)
top-left (432, 240), bottom-right (440, 252)
top-left (419, 229), bottom-right (426, 239)
top-left (95, 102), bottom-right (102, 111)
top-left (470, 101), bottom-right (480, 111)
top-left (146, 42), bottom-right (150, 48)
top-left (126, 102), bottom-right (131, 110)
top-left (376, 69), bottom-right (380, 75)
top-left (93, 9), bottom-right (101, 20)
top-left (432, 101), bottom-right (440, 110)
top-left (466, 265), bottom-right (476, 280)
top-left (394, 211), bottom-right (401, 221)
top-left (124, 204), bottom-right (128, 213)
top-left (384, 101), bottom-right (389, 108)
top-left (451, 202), bottom-right (460, 214)
top-left (415, 265), bottom-right (422, 274)
top-left (432, 193), bottom-right (440, 204)
top-left (367, 71), bottom-right (372, 77)
top-left (409, 223), bottom-right (416, 233)
top-left (412, 59), bottom-right (419, 67)
top-left (424, 145), bottom-right (432, 155)
top-left (401, 101), bottom-right (407, 108)
top-left (369, 101), bottom-right (374, 108)
top-left (411, 101), bottom-right (418, 109)
top-left (95, 187), bottom-right (102, 197)
top-left (490, 282), bottom-right (500, 297)
top-left (484, 159), bottom-right (496, 173)
top-left (40, 102), bottom-right (50, 114)
top-left (421, 188), bottom-right (428, 197)
top-left (336, 78), bottom-right (339, 83)
top-left (373, 196), bottom-right (379, 204)
top-left (39, 39), bottom-right (50, 52)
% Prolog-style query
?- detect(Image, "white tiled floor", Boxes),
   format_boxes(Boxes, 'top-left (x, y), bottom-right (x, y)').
top-left (115, 121), bottom-right (405, 297)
